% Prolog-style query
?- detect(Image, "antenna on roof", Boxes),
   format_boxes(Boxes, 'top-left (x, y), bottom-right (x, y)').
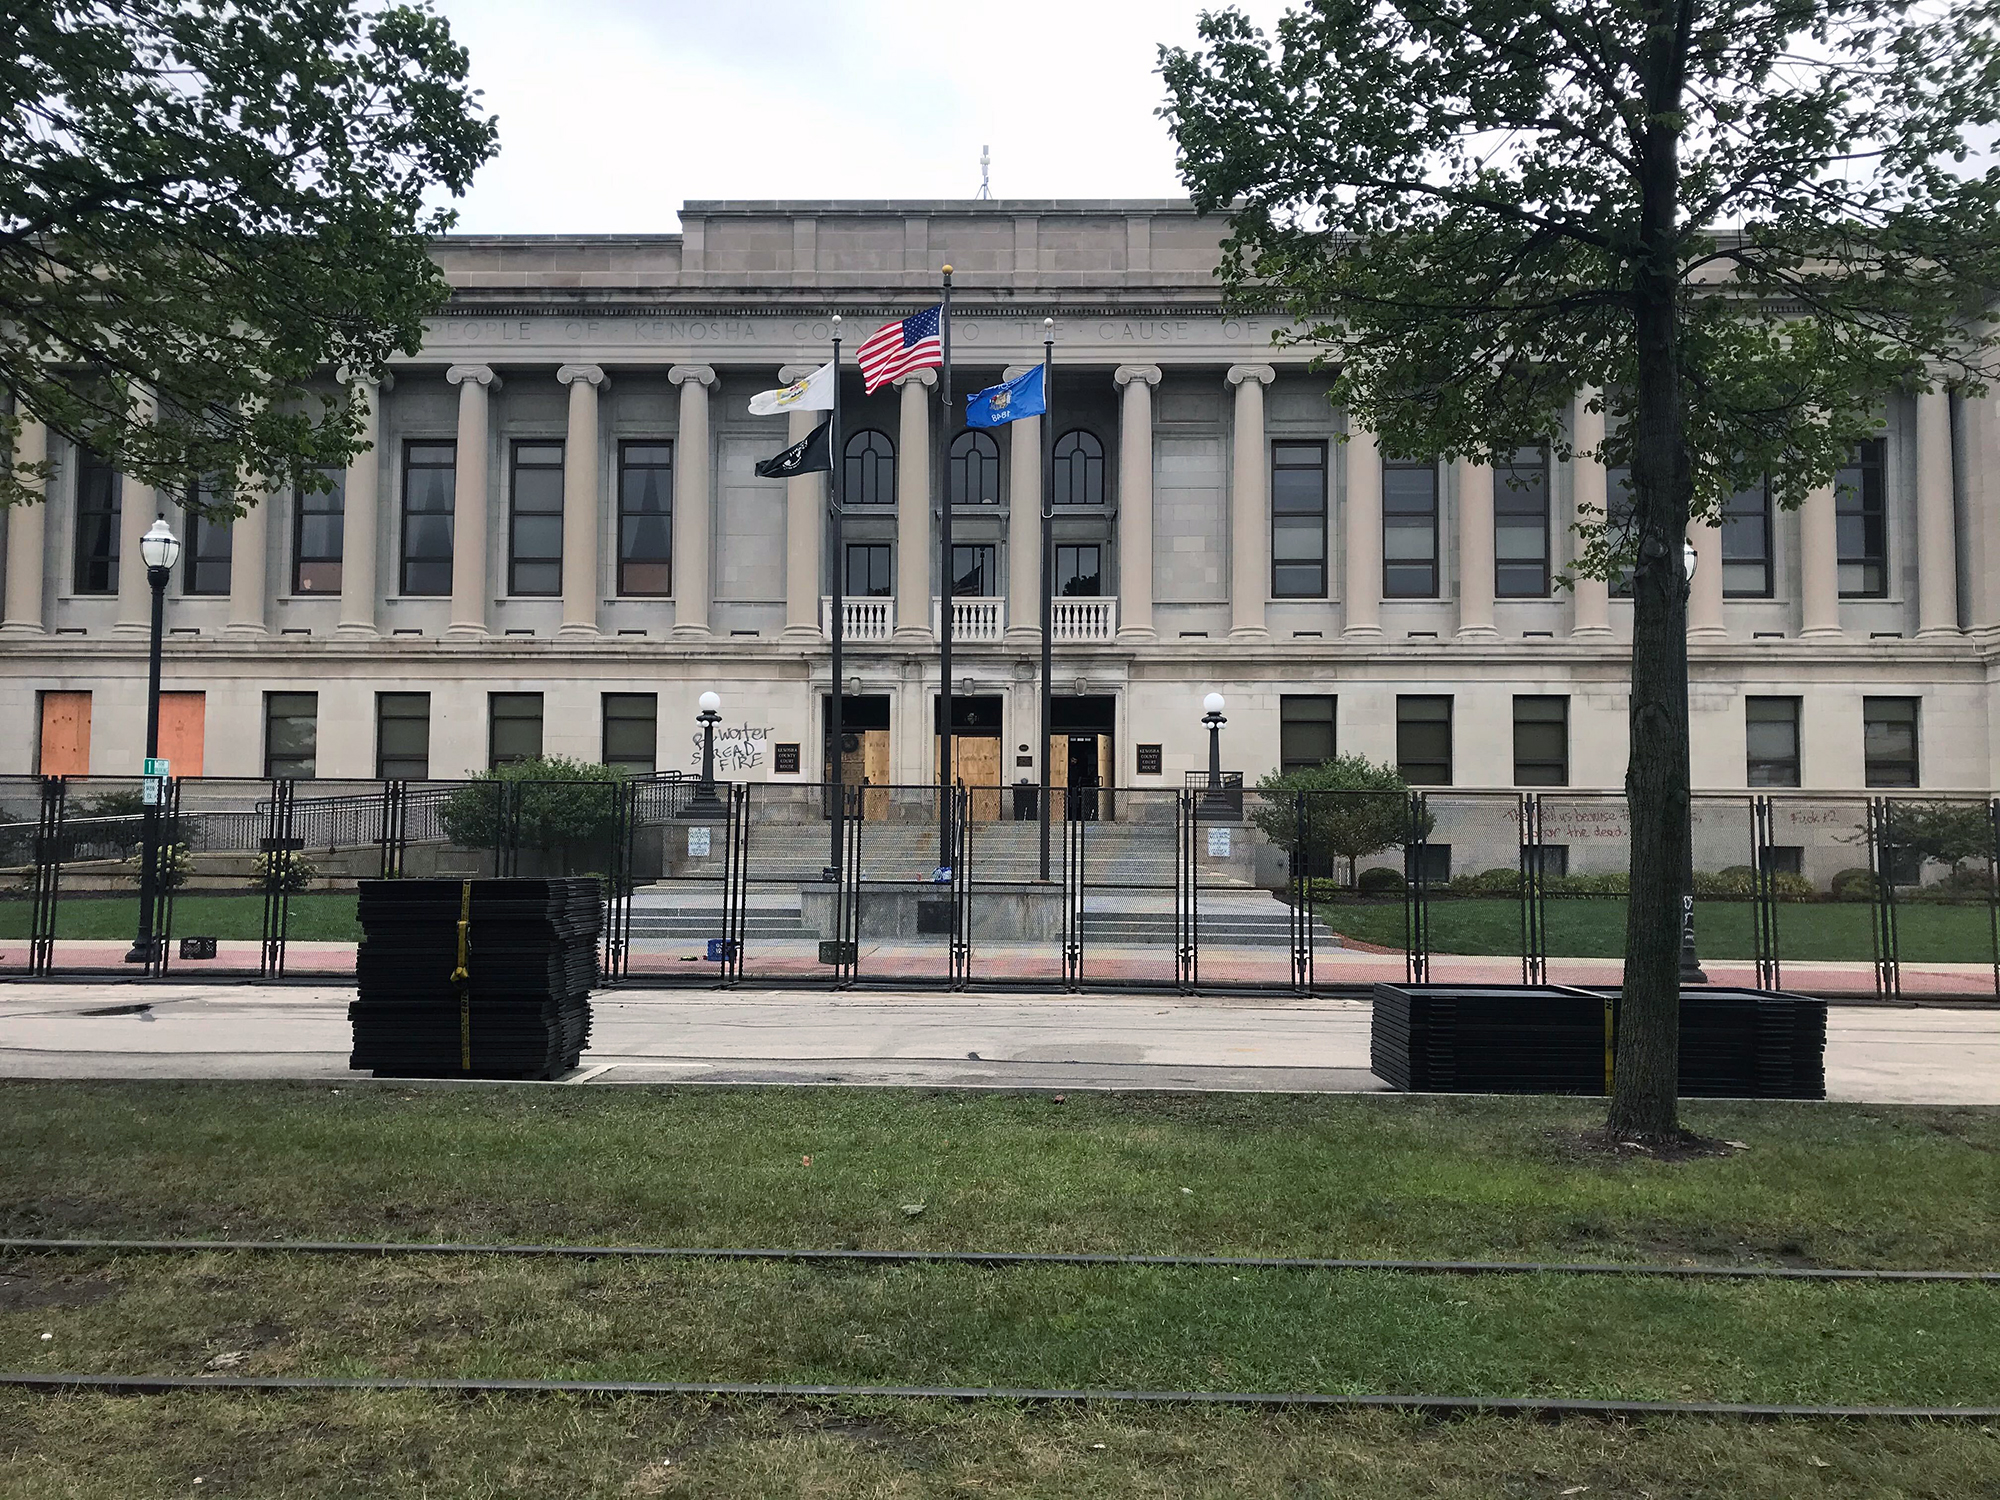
top-left (976, 145), bottom-right (991, 200)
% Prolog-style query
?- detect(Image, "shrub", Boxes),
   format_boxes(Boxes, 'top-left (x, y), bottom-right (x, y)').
top-left (1692, 867), bottom-right (1756, 899)
top-left (1830, 867), bottom-right (1879, 902)
top-left (1250, 756), bottom-right (1427, 886)
top-left (1356, 865), bottom-right (1406, 897)
top-left (124, 842), bottom-right (191, 891)
top-left (1446, 866), bottom-right (1520, 897)
top-left (1771, 872), bottom-right (1814, 902)
top-left (440, 757), bottom-right (625, 873)
top-left (254, 850), bottom-right (319, 893)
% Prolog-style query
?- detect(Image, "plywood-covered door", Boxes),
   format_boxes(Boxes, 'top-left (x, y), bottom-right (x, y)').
top-left (951, 737), bottom-right (1002, 822)
top-left (37, 692), bottom-right (90, 776)
top-left (1096, 733), bottom-right (1116, 822)
top-left (861, 728), bottom-right (891, 821)
top-left (157, 692), bottom-right (205, 778)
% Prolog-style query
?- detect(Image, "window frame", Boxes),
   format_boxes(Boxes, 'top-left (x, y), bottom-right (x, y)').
top-left (616, 440), bottom-right (673, 598)
top-left (71, 447), bottom-right (120, 595)
top-left (1396, 695), bottom-right (1454, 786)
top-left (1511, 695), bottom-right (1570, 786)
top-left (950, 542), bottom-right (997, 598)
top-left (1052, 429), bottom-right (1105, 506)
top-left (1745, 696), bottom-right (1802, 788)
top-left (1721, 477), bottom-right (1774, 599)
top-left (292, 468), bottom-right (345, 596)
top-left (374, 692), bottom-right (431, 781)
top-left (1836, 438), bottom-right (1887, 599)
top-left (601, 692), bottom-right (658, 775)
top-left (949, 428), bottom-right (1001, 506)
top-left (1382, 456), bottom-right (1440, 599)
top-left (1863, 697), bottom-right (1920, 788)
top-left (1054, 543), bottom-right (1101, 598)
top-left (263, 691), bottom-right (318, 780)
top-left (180, 477), bottom-right (232, 597)
top-left (844, 543), bottom-right (892, 598)
top-left (506, 440), bottom-right (565, 598)
top-left (1271, 440), bottom-right (1329, 599)
top-left (842, 429), bottom-right (895, 507)
top-left (488, 691), bottom-right (545, 769)
top-left (1494, 446), bottom-right (1551, 598)
top-left (1279, 695), bottom-right (1337, 774)
top-left (399, 439), bottom-right (456, 597)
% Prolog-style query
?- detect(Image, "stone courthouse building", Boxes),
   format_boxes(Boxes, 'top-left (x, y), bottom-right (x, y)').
top-left (3, 199), bottom-right (1997, 799)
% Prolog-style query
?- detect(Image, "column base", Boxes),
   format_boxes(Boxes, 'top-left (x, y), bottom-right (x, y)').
top-left (891, 627), bottom-right (933, 645)
top-left (670, 623), bottom-right (712, 641)
top-left (1453, 624), bottom-right (1501, 642)
top-left (1003, 626), bottom-right (1041, 646)
top-left (556, 622), bottom-right (601, 640)
top-left (112, 621), bottom-right (150, 637)
top-left (1567, 624), bottom-right (1615, 640)
top-left (0, 622), bottom-right (47, 637)
top-left (1686, 625), bottom-right (1730, 641)
top-left (1340, 623), bottom-right (1385, 640)
top-left (221, 623), bottom-right (269, 639)
top-left (333, 622), bottom-right (381, 640)
top-left (444, 622), bottom-right (489, 639)
top-left (780, 624), bottom-right (824, 643)
top-left (1228, 625), bottom-right (1271, 643)
top-left (1116, 626), bottom-right (1157, 644)
top-left (1916, 624), bottom-right (1962, 639)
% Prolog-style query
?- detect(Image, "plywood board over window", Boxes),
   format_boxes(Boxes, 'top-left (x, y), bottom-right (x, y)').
top-left (157, 693), bottom-right (205, 778)
top-left (37, 691), bottom-right (91, 775)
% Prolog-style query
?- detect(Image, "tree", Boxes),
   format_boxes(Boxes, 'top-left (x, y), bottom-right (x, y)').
top-left (1250, 754), bottom-right (1425, 886)
top-left (1161, 1), bottom-right (2000, 1140)
top-left (1875, 799), bottom-right (1997, 881)
top-left (1, 0), bottom-right (497, 512)
top-left (440, 758), bottom-right (625, 875)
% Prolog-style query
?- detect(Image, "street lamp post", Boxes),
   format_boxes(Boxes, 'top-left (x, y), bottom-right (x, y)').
top-left (690, 690), bottom-right (725, 815)
top-left (1680, 538), bottom-right (1708, 984)
top-left (1199, 692), bottom-right (1229, 817)
top-left (125, 515), bottom-right (181, 965)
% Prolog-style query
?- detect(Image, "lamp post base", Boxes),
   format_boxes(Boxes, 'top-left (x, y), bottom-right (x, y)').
top-left (123, 939), bottom-right (161, 965)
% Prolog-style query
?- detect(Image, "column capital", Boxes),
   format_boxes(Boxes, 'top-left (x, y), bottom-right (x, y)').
top-left (446, 364), bottom-right (500, 390)
top-left (557, 363), bottom-right (608, 390)
top-left (893, 368), bottom-right (936, 390)
top-left (1226, 363), bottom-right (1276, 389)
top-left (1002, 364), bottom-right (1038, 381)
top-left (336, 366), bottom-right (395, 394)
top-left (1115, 364), bottom-right (1162, 389)
top-left (778, 364), bottom-right (820, 383)
top-left (669, 364), bottom-right (718, 389)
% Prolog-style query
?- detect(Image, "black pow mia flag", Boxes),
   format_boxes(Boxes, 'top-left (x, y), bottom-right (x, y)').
top-left (753, 418), bottom-right (832, 479)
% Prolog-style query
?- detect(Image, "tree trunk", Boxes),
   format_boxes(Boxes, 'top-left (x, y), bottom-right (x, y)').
top-left (1610, 1), bottom-right (1695, 1142)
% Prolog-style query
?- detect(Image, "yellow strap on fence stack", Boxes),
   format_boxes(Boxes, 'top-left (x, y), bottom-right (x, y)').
top-left (452, 880), bottom-right (472, 1073)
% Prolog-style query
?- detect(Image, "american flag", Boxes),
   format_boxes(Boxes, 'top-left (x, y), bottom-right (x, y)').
top-left (856, 305), bottom-right (944, 394)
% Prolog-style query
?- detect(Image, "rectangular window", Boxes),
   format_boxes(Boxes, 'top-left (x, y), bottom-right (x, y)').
top-left (72, 448), bottom-right (120, 594)
top-left (1271, 442), bottom-right (1327, 597)
top-left (1405, 844), bottom-right (1452, 883)
top-left (1512, 696), bottom-right (1569, 786)
top-left (951, 543), bottom-right (996, 597)
top-left (1762, 845), bottom-right (1804, 877)
top-left (1721, 478), bottom-right (1773, 597)
top-left (375, 692), bottom-right (431, 780)
top-left (488, 692), bottom-right (544, 768)
top-left (1745, 697), bottom-right (1801, 788)
top-left (1279, 695), bottom-right (1336, 773)
top-left (508, 442), bottom-right (564, 596)
top-left (1524, 844), bottom-right (1569, 879)
top-left (401, 441), bottom-right (455, 596)
top-left (1396, 695), bottom-right (1453, 786)
top-left (845, 544), bottom-right (892, 597)
top-left (293, 468), bottom-right (344, 595)
top-left (1494, 447), bottom-right (1550, 597)
top-left (1055, 544), bottom-right (1101, 598)
top-left (1382, 457), bottom-right (1439, 598)
top-left (263, 692), bottom-right (317, 780)
top-left (618, 442), bottom-right (672, 596)
top-left (602, 693), bottom-right (657, 774)
top-left (180, 478), bottom-right (233, 596)
top-left (1863, 697), bottom-right (1919, 788)
top-left (1836, 439), bottom-right (1887, 598)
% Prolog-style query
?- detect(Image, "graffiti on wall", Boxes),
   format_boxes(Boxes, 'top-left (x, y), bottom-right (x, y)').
top-left (690, 723), bottom-right (771, 774)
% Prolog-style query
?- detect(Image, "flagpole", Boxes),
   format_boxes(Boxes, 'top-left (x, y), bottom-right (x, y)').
top-left (1038, 318), bottom-right (1055, 883)
top-left (937, 267), bottom-right (955, 873)
top-left (828, 317), bottom-right (845, 880)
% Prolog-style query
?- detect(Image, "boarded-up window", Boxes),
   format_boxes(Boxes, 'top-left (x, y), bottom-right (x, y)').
top-left (157, 693), bottom-right (205, 778)
top-left (37, 691), bottom-right (91, 775)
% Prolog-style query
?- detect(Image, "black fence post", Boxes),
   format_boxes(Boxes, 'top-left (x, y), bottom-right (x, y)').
top-left (721, 781), bottom-right (748, 985)
top-left (259, 778), bottom-right (297, 979)
top-left (1290, 789), bottom-right (1313, 995)
top-left (28, 776), bottom-right (65, 976)
top-left (1404, 792), bottom-right (1431, 985)
top-left (950, 784), bottom-right (971, 990)
top-left (1175, 788), bottom-right (1198, 993)
top-left (147, 778), bottom-right (182, 979)
top-left (1518, 792), bottom-right (1546, 986)
top-left (1752, 795), bottom-right (1782, 992)
top-left (1062, 789), bottom-right (1084, 991)
top-left (1867, 797), bottom-right (1902, 1000)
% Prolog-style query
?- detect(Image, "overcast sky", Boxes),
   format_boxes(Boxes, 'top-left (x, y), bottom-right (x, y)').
top-left (428, 0), bottom-right (1287, 234)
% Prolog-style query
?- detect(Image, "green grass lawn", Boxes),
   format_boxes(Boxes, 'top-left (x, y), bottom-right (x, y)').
top-left (0, 891), bottom-right (362, 942)
top-left (3, 1084), bottom-right (1998, 1496)
top-left (1324, 894), bottom-right (1998, 963)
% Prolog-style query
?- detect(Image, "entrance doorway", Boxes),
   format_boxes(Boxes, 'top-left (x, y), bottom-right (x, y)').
top-left (935, 694), bottom-right (1004, 822)
top-left (1050, 695), bottom-right (1116, 821)
top-left (822, 694), bottom-right (890, 819)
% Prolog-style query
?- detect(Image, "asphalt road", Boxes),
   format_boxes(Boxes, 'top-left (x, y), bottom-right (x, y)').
top-left (0, 983), bottom-right (1993, 1103)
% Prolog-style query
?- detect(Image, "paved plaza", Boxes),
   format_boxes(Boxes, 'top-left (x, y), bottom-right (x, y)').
top-left (0, 982), bottom-right (1992, 1104)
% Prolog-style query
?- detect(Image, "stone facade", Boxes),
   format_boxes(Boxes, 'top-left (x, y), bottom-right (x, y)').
top-left (3, 199), bottom-right (1997, 794)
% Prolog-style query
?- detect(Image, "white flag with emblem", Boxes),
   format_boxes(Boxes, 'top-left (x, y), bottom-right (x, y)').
top-left (748, 361), bottom-right (835, 416)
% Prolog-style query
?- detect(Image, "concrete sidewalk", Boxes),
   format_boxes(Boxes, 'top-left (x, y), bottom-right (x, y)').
top-left (0, 983), bottom-right (1993, 1104)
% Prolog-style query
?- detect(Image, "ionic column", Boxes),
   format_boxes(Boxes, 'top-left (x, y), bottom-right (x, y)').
top-left (445, 364), bottom-right (500, 638)
top-left (114, 387), bottom-right (156, 635)
top-left (224, 477), bottom-right (268, 636)
top-left (1004, 364), bottom-right (1041, 644)
top-left (1915, 388), bottom-right (1960, 636)
top-left (2, 417), bottom-right (48, 634)
top-left (1227, 363), bottom-right (1274, 641)
top-left (779, 364), bottom-right (824, 642)
top-left (335, 376), bottom-right (385, 638)
top-left (557, 364), bottom-right (607, 638)
top-left (1454, 457), bottom-right (1497, 639)
top-left (1688, 518), bottom-right (1727, 638)
top-left (668, 364), bottom-right (716, 640)
top-left (1341, 420), bottom-right (1383, 638)
top-left (1569, 393), bottom-right (1613, 637)
top-left (1114, 364), bottom-right (1160, 642)
top-left (1797, 480), bottom-right (1841, 639)
top-left (893, 368), bottom-right (934, 642)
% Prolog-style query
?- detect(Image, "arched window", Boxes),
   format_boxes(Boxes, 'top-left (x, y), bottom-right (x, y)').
top-left (949, 429), bottom-right (1001, 505)
top-left (1052, 429), bottom-right (1104, 506)
top-left (843, 429), bottom-right (894, 506)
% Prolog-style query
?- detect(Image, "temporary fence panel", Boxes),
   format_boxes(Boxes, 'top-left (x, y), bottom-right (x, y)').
top-left (0, 776), bottom-right (55, 975)
top-left (962, 784), bottom-right (1071, 988)
top-left (1869, 794), bottom-right (2000, 1001)
top-left (1407, 793), bottom-right (1528, 987)
top-left (1192, 787), bottom-right (1304, 992)
top-left (1070, 786), bottom-right (1184, 989)
top-left (1527, 792), bottom-right (1630, 991)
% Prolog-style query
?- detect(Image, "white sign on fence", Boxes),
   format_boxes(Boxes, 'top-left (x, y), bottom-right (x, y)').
top-left (687, 826), bottom-right (712, 857)
top-left (1206, 826), bottom-right (1231, 858)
